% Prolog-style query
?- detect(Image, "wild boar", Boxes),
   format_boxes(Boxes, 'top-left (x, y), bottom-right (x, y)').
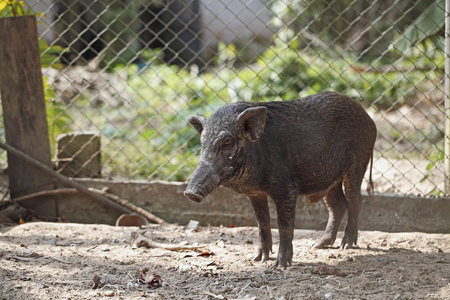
top-left (184, 91), bottom-right (376, 268)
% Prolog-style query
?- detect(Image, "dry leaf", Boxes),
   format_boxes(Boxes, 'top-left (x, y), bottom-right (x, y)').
top-left (141, 268), bottom-right (162, 288)
top-left (92, 274), bottom-right (102, 289)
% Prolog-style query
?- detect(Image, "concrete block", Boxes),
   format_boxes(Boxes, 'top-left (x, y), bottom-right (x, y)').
top-left (56, 132), bottom-right (101, 178)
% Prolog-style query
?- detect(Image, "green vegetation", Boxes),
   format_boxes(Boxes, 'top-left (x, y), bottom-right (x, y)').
top-left (0, 0), bottom-right (33, 17)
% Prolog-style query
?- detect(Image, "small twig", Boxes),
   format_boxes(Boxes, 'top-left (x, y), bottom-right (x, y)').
top-left (43, 255), bottom-right (71, 264)
top-left (12, 188), bottom-right (79, 202)
top-left (11, 256), bottom-right (34, 262)
top-left (85, 244), bottom-right (100, 252)
top-left (132, 234), bottom-right (206, 251)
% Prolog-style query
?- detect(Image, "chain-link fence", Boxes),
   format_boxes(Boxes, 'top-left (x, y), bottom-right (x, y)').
top-left (2, 0), bottom-right (447, 197)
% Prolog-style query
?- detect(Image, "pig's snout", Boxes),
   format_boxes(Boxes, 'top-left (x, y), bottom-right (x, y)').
top-left (184, 163), bottom-right (221, 203)
top-left (183, 189), bottom-right (204, 203)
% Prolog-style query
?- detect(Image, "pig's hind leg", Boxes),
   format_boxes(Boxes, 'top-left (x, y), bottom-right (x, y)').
top-left (340, 166), bottom-right (365, 249)
top-left (248, 193), bottom-right (272, 263)
top-left (313, 182), bottom-right (347, 249)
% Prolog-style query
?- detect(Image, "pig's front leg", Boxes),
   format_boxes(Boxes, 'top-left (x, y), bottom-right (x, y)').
top-left (248, 193), bottom-right (272, 263)
top-left (272, 192), bottom-right (297, 268)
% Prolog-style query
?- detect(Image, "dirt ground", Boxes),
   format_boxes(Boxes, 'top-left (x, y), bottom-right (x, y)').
top-left (0, 222), bottom-right (449, 300)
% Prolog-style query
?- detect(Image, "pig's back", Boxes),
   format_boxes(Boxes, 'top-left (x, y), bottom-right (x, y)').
top-left (258, 92), bottom-right (376, 194)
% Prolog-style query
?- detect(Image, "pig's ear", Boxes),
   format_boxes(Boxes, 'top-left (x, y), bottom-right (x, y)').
top-left (237, 107), bottom-right (268, 142)
top-left (188, 115), bottom-right (206, 134)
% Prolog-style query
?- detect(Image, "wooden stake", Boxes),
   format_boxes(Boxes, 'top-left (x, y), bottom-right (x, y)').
top-left (0, 15), bottom-right (56, 215)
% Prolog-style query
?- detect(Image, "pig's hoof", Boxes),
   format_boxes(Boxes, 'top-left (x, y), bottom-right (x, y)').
top-left (270, 263), bottom-right (287, 270)
top-left (312, 241), bottom-right (327, 249)
top-left (340, 232), bottom-right (358, 249)
top-left (274, 257), bottom-right (292, 269)
top-left (274, 251), bottom-right (293, 269)
top-left (252, 251), bottom-right (270, 263)
top-left (312, 235), bottom-right (335, 249)
top-left (340, 237), bottom-right (357, 249)
top-left (340, 243), bottom-right (353, 250)
top-left (340, 241), bottom-right (357, 250)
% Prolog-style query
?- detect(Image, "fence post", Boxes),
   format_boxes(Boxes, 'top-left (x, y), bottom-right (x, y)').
top-left (445, 0), bottom-right (450, 194)
top-left (0, 15), bottom-right (56, 216)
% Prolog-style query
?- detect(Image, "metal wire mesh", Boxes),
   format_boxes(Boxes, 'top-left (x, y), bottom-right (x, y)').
top-left (9, 0), bottom-right (447, 196)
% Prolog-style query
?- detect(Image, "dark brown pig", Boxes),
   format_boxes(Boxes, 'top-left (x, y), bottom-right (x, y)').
top-left (184, 91), bottom-right (376, 268)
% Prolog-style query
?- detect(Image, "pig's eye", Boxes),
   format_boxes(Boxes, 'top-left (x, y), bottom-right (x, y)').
top-left (223, 137), bottom-right (233, 145)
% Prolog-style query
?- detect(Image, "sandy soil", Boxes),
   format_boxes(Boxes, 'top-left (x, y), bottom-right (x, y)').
top-left (0, 222), bottom-right (449, 300)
